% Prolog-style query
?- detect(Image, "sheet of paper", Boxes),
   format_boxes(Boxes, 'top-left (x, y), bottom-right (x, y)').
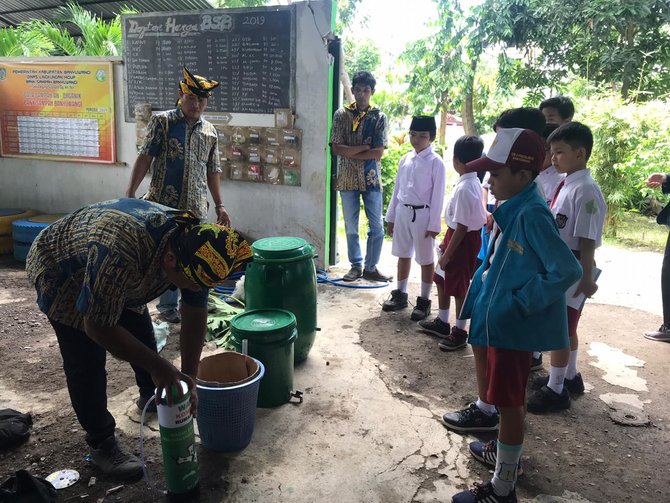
top-left (565, 266), bottom-right (602, 311)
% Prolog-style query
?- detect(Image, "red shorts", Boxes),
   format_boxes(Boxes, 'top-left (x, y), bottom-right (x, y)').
top-left (485, 346), bottom-right (532, 407)
top-left (567, 306), bottom-right (581, 339)
top-left (434, 228), bottom-right (481, 298)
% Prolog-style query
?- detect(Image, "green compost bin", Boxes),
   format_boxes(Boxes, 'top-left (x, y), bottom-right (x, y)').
top-left (244, 236), bottom-right (317, 363)
top-left (230, 309), bottom-right (297, 408)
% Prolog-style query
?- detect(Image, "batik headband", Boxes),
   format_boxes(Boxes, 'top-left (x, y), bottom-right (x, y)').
top-left (179, 66), bottom-right (219, 98)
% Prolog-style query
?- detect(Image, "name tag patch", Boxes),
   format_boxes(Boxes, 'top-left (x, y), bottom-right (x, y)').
top-left (507, 240), bottom-right (524, 255)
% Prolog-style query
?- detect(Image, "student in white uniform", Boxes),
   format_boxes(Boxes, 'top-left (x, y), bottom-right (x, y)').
top-left (527, 122), bottom-right (607, 413)
top-left (536, 123), bottom-right (565, 205)
top-left (383, 116), bottom-right (445, 321)
top-left (418, 136), bottom-right (487, 350)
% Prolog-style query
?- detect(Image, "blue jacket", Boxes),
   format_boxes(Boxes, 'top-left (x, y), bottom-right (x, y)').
top-left (462, 182), bottom-right (582, 351)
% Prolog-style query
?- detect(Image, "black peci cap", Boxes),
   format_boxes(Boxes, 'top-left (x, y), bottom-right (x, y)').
top-left (410, 115), bottom-right (436, 134)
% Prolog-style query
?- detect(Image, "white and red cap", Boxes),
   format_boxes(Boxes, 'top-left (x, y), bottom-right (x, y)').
top-left (467, 128), bottom-right (545, 173)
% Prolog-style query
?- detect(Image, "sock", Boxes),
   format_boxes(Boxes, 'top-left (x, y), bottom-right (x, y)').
top-left (396, 278), bottom-right (408, 293)
top-left (475, 398), bottom-right (496, 416)
top-left (565, 349), bottom-right (579, 379)
top-left (547, 365), bottom-right (567, 394)
top-left (491, 441), bottom-right (522, 496)
top-left (420, 281), bottom-right (432, 299)
top-left (438, 309), bottom-right (450, 323)
top-left (455, 318), bottom-right (467, 330)
top-left (533, 351), bottom-right (542, 359)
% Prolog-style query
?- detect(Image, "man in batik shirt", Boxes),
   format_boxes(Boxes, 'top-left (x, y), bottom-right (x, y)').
top-left (126, 67), bottom-right (229, 323)
top-left (26, 198), bottom-right (252, 482)
top-left (331, 71), bottom-right (391, 282)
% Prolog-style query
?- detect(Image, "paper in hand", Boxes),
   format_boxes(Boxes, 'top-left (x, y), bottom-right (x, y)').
top-left (565, 267), bottom-right (602, 311)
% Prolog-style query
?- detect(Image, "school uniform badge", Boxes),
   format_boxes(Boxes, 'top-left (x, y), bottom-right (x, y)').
top-left (555, 213), bottom-right (568, 229)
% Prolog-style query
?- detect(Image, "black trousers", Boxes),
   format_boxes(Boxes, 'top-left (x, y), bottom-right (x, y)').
top-left (49, 309), bottom-right (156, 447)
top-left (663, 231), bottom-right (670, 326)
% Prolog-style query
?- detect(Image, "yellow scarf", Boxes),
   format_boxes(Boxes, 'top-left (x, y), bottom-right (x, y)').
top-left (346, 101), bottom-right (371, 132)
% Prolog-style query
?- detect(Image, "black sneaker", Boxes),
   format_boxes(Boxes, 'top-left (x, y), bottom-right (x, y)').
top-left (410, 296), bottom-right (431, 321)
top-left (90, 435), bottom-right (144, 481)
top-left (418, 317), bottom-right (450, 338)
top-left (382, 289), bottom-right (408, 311)
top-left (527, 385), bottom-right (570, 414)
top-left (644, 325), bottom-right (670, 342)
top-left (438, 326), bottom-right (468, 351)
top-left (343, 266), bottom-right (363, 282)
top-left (468, 440), bottom-right (523, 476)
top-left (442, 402), bottom-right (499, 432)
top-left (362, 267), bottom-right (393, 282)
top-left (159, 308), bottom-right (181, 324)
top-left (136, 395), bottom-right (157, 413)
top-left (452, 481), bottom-right (517, 503)
top-left (529, 372), bottom-right (585, 395)
top-left (530, 353), bottom-right (543, 371)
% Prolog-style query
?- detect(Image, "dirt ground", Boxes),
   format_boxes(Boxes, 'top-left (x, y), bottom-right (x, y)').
top-left (1, 244), bottom-right (670, 502)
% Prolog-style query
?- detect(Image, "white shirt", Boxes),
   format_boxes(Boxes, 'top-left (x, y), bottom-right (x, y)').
top-left (385, 145), bottom-right (446, 233)
top-left (537, 165), bottom-right (566, 205)
top-left (481, 172), bottom-right (496, 206)
top-left (444, 172), bottom-right (488, 231)
top-left (551, 169), bottom-right (607, 250)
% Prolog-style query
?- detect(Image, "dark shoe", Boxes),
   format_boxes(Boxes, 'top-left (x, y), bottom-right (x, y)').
top-left (410, 297), bottom-right (431, 321)
top-left (468, 440), bottom-right (523, 476)
top-left (438, 326), bottom-right (468, 351)
top-left (529, 372), bottom-right (585, 395)
top-left (442, 402), bottom-right (499, 432)
top-left (530, 353), bottom-right (543, 371)
top-left (644, 325), bottom-right (670, 342)
top-left (159, 308), bottom-right (181, 324)
top-left (342, 266), bottom-right (363, 282)
top-left (362, 267), bottom-right (392, 282)
top-left (418, 317), bottom-right (450, 338)
top-left (136, 395), bottom-right (157, 414)
top-left (527, 385), bottom-right (570, 414)
top-left (90, 436), bottom-right (144, 481)
top-left (382, 289), bottom-right (408, 311)
top-left (452, 481), bottom-right (517, 503)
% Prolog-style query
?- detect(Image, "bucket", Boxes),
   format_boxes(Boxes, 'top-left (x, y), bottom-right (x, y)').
top-left (196, 352), bottom-right (265, 452)
top-left (156, 381), bottom-right (199, 498)
top-left (230, 309), bottom-right (297, 408)
top-left (245, 236), bottom-right (318, 363)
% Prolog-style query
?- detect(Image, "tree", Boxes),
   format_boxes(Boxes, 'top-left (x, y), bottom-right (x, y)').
top-left (0, 27), bottom-right (54, 56)
top-left (343, 37), bottom-right (381, 79)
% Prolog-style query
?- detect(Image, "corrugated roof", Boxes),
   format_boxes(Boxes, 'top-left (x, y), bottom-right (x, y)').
top-left (0, 0), bottom-right (214, 29)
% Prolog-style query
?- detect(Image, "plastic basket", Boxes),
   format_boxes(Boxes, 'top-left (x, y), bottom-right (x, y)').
top-left (196, 358), bottom-right (265, 452)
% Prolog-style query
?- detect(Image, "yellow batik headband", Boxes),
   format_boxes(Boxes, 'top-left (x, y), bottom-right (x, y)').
top-left (179, 66), bottom-right (219, 98)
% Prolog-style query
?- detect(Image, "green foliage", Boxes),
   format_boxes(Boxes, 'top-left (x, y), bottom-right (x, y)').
top-left (336, 0), bottom-right (365, 32)
top-left (206, 294), bottom-right (244, 349)
top-left (0, 27), bottom-right (54, 56)
top-left (575, 91), bottom-right (670, 235)
top-left (343, 37), bottom-right (381, 78)
top-left (380, 142), bottom-right (413, 215)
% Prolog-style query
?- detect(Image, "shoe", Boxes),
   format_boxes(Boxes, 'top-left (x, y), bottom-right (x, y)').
top-left (362, 267), bottom-right (393, 282)
top-left (644, 325), bottom-right (670, 342)
top-left (442, 402), bottom-right (499, 432)
top-left (418, 317), bottom-right (451, 338)
top-left (136, 395), bottom-right (157, 413)
top-left (468, 440), bottom-right (523, 476)
top-left (438, 326), bottom-right (468, 351)
top-left (90, 436), bottom-right (144, 481)
top-left (382, 289), bottom-right (409, 311)
top-left (452, 481), bottom-right (517, 503)
top-left (159, 308), bottom-right (181, 324)
top-left (529, 372), bottom-right (585, 395)
top-left (342, 266), bottom-right (363, 282)
top-left (527, 385), bottom-right (570, 414)
top-left (410, 297), bottom-right (431, 321)
top-left (530, 353), bottom-right (543, 371)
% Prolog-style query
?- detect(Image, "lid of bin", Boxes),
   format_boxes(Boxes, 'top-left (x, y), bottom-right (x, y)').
top-left (231, 309), bottom-right (296, 338)
top-left (27, 214), bottom-right (64, 223)
top-left (252, 236), bottom-right (314, 261)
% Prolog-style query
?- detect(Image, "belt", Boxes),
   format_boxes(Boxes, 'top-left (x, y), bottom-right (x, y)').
top-left (404, 204), bottom-right (428, 222)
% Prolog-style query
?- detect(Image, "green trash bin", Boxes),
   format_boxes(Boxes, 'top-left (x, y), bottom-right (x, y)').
top-left (230, 309), bottom-right (297, 408)
top-left (244, 236), bottom-right (318, 363)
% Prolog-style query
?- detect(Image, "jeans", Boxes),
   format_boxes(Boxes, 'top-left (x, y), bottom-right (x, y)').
top-left (663, 231), bottom-right (670, 326)
top-left (340, 190), bottom-right (384, 271)
top-left (157, 287), bottom-right (179, 313)
top-left (50, 309), bottom-right (157, 447)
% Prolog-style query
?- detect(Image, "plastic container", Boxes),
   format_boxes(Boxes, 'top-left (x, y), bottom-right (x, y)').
top-left (244, 237), bottom-right (317, 363)
top-left (196, 353), bottom-right (265, 452)
top-left (230, 309), bottom-right (297, 408)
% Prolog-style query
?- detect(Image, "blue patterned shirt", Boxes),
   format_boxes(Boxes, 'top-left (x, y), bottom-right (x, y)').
top-left (139, 107), bottom-right (221, 219)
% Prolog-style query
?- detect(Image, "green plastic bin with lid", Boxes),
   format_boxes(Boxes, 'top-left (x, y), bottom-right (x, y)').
top-left (244, 236), bottom-right (317, 363)
top-left (230, 309), bottom-right (297, 408)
